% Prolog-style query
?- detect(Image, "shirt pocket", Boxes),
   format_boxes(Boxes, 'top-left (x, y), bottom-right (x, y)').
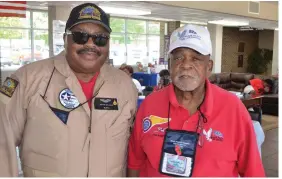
top-left (21, 94), bottom-right (68, 175)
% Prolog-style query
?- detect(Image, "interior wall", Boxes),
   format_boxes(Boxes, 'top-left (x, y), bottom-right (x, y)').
top-left (221, 27), bottom-right (259, 73)
top-left (272, 30), bottom-right (278, 75)
top-left (259, 30), bottom-right (274, 50)
top-left (154, 1), bottom-right (278, 21)
top-left (258, 30), bottom-right (274, 75)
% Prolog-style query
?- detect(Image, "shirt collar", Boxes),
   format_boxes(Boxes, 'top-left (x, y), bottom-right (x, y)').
top-left (168, 79), bottom-right (214, 118)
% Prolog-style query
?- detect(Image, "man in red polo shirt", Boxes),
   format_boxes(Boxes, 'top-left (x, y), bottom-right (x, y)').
top-left (127, 24), bottom-right (265, 177)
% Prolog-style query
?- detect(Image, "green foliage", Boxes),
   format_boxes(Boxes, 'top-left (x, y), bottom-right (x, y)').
top-left (0, 17), bottom-right (24, 39)
top-left (35, 34), bottom-right (48, 45)
top-left (110, 18), bottom-right (160, 45)
top-left (247, 48), bottom-right (273, 74)
top-left (0, 12), bottom-right (48, 44)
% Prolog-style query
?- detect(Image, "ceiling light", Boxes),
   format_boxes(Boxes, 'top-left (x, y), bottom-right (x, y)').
top-left (99, 6), bottom-right (151, 16)
top-left (208, 19), bottom-right (249, 26)
top-left (275, 28), bottom-right (279, 31)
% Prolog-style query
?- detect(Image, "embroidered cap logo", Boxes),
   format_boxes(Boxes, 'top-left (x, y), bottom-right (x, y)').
top-left (79, 6), bottom-right (101, 21)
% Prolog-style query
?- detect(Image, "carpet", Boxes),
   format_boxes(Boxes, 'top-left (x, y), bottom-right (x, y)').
top-left (261, 115), bottom-right (279, 131)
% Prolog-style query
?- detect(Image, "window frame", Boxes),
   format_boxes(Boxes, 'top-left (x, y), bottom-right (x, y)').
top-left (0, 9), bottom-right (48, 65)
top-left (110, 16), bottom-right (161, 66)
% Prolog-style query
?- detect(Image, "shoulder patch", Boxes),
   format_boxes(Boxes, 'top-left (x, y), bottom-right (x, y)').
top-left (0, 77), bottom-right (19, 98)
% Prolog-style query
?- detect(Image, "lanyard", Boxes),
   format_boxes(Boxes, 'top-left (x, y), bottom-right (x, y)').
top-left (167, 103), bottom-right (207, 132)
top-left (166, 94), bottom-right (208, 146)
top-left (41, 67), bottom-right (99, 112)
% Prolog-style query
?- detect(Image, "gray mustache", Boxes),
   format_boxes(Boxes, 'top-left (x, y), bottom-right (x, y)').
top-left (77, 48), bottom-right (101, 56)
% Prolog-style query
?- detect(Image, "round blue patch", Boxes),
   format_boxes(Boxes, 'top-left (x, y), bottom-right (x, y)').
top-left (59, 88), bottom-right (80, 109)
top-left (143, 119), bottom-right (151, 132)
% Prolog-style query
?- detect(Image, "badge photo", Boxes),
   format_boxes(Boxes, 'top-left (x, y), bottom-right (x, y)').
top-left (59, 88), bottom-right (80, 109)
top-left (159, 129), bottom-right (199, 177)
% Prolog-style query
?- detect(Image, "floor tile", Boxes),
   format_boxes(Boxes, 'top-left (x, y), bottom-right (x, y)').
top-left (261, 128), bottom-right (279, 177)
top-left (265, 169), bottom-right (278, 177)
top-left (262, 153), bottom-right (278, 170)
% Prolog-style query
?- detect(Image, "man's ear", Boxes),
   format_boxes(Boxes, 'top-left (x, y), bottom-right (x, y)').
top-left (208, 59), bottom-right (213, 72)
top-left (63, 33), bottom-right (68, 49)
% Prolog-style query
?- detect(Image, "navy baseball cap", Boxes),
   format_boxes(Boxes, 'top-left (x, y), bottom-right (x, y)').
top-left (65, 3), bottom-right (112, 33)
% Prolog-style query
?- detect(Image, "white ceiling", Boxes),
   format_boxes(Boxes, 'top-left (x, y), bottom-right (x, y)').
top-left (27, 1), bottom-right (278, 30)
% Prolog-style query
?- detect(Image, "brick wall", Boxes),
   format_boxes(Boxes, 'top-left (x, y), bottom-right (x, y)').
top-left (221, 27), bottom-right (259, 73)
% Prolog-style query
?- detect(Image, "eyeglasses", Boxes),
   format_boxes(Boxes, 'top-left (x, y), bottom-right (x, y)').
top-left (65, 31), bottom-right (109, 47)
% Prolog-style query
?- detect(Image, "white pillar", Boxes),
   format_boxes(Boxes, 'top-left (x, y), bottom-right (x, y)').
top-left (48, 6), bottom-right (72, 57)
top-left (272, 30), bottom-right (278, 75)
top-left (207, 24), bottom-right (223, 73)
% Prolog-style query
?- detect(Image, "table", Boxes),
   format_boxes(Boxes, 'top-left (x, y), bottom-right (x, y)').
top-left (229, 91), bottom-right (263, 108)
top-left (241, 96), bottom-right (263, 108)
top-left (132, 72), bottom-right (158, 86)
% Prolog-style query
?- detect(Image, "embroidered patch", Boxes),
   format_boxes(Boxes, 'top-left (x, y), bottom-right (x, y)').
top-left (203, 128), bottom-right (224, 142)
top-left (59, 88), bottom-right (80, 109)
top-left (0, 77), bottom-right (18, 98)
top-left (79, 6), bottom-right (101, 20)
top-left (143, 115), bottom-right (170, 133)
top-left (94, 98), bottom-right (118, 110)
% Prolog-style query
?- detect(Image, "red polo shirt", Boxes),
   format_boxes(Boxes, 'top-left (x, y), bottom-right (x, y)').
top-left (128, 80), bottom-right (265, 177)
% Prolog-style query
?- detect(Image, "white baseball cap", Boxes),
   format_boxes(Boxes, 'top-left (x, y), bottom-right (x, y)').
top-left (168, 24), bottom-right (212, 56)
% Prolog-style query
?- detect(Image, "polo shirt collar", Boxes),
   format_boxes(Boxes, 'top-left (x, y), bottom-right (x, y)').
top-left (168, 79), bottom-right (214, 118)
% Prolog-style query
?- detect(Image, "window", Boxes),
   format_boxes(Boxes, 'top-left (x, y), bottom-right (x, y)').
top-left (148, 21), bottom-right (160, 34)
top-left (110, 18), bottom-right (125, 33)
top-left (148, 35), bottom-right (160, 65)
top-left (127, 19), bottom-right (146, 34)
top-left (0, 10), bottom-right (48, 77)
top-left (0, 10), bottom-right (48, 84)
top-left (126, 34), bottom-right (147, 65)
top-left (110, 34), bottom-right (126, 65)
top-left (109, 17), bottom-right (161, 67)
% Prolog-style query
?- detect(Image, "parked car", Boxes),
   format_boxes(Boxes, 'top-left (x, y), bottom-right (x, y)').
top-left (11, 47), bottom-right (44, 65)
top-left (0, 47), bottom-right (12, 66)
top-left (1, 57), bottom-right (12, 66)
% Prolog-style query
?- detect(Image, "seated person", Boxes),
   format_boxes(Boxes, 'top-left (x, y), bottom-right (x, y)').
top-left (154, 69), bottom-right (171, 91)
top-left (119, 63), bottom-right (127, 70)
top-left (121, 65), bottom-right (143, 95)
top-left (244, 78), bottom-right (273, 97)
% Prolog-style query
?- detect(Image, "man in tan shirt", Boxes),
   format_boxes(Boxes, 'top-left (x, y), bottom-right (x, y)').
top-left (0, 3), bottom-right (138, 177)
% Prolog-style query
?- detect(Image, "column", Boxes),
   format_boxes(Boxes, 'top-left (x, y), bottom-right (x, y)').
top-left (207, 23), bottom-right (223, 73)
top-left (48, 6), bottom-right (56, 57)
top-left (48, 6), bottom-right (72, 57)
top-left (272, 30), bottom-right (278, 75)
top-left (159, 22), bottom-right (165, 59)
top-left (166, 21), bottom-right (180, 70)
top-left (167, 21), bottom-right (180, 35)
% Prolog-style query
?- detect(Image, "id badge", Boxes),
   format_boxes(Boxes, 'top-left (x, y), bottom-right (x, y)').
top-left (159, 129), bottom-right (199, 177)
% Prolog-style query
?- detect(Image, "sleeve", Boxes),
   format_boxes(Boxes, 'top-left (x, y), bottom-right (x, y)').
top-left (127, 103), bottom-right (146, 170)
top-left (0, 71), bottom-right (27, 176)
top-left (237, 102), bottom-right (265, 177)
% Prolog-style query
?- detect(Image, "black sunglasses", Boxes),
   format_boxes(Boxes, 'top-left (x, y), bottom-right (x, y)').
top-left (65, 31), bottom-right (109, 47)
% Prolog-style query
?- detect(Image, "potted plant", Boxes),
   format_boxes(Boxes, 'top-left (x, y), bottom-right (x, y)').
top-left (247, 48), bottom-right (273, 74)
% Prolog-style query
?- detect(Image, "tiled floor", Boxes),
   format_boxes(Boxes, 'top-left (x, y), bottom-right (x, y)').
top-left (262, 128), bottom-right (278, 177)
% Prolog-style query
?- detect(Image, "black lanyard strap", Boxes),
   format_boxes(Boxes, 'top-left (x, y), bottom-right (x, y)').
top-left (167, 99), bottom-right (208, 133)
top-left (42, 67), bottom-right (103, 112)
top-left (43, 67), bottom-right (56, 99)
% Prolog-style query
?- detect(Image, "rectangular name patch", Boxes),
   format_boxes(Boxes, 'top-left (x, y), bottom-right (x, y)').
top-left (94, 98), bottom-right (118, 110)
top-left (0, 77), bottom-right (18, 98)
